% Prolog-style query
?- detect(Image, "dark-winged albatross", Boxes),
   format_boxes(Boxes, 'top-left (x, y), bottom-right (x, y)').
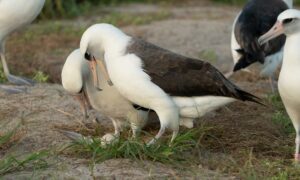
top-left (259, 9), bottom-right (300, 163)
top-left (62, 49), bottom-right (238, 143)
top-left (230, 0), bottom-right (292, 92)
top-left (79, 23), bottom-right (261, 145)
top-left (0, 0), bottom-right (45, 88)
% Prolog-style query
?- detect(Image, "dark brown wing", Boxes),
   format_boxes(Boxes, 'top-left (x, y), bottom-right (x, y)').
top-left (126, 38), bottom-right (261, 103)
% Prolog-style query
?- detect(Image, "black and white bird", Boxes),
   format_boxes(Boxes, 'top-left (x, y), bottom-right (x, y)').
top-left (62, 49), bottom-right (242, 143)
top-left (79, 23), bottom-right (262, 144)
top-left (0, 0), bottom-right (45, 88)
top-left (230, 0), bottom-right (292, 92)
top-left (259, 9), bottom-right (300, 163)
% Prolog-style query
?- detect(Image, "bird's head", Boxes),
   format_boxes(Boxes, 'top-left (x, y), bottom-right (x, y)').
top-left (80, 23), bottom-right (129, 89)
top-left (259, 9), bottom-right (300, 45)
top-left (61, 49), bottom-right (86, 94)
top-left (80, 24), bottom-right (111, 61)
top-left (80, 24), bottom-right (113, 90)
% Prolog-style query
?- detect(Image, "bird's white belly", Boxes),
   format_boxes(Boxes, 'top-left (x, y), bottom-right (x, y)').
top-left (84, 68), bottom-right (134, 119)
top-left (278, 69), bottom-right (300, 106)
top-left (173, 96), bottom-right (235, 118)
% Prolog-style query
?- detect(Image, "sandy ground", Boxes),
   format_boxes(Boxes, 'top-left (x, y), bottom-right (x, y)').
top-left (0, 2), bottom-right (288, 179)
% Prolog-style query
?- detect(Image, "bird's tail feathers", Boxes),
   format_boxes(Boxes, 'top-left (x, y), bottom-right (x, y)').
top-left (236, 89), bottom-right (265, 106)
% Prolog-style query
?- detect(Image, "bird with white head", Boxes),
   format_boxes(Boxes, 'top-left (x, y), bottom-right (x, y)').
top-left (79, 23), bottom-right (262, 145)
top-left (229, 0), bottom-right (293, 92)
top-left (259, 9), bottom-right (300, 163)
top-left (62, 49), bottom-right (244, 144)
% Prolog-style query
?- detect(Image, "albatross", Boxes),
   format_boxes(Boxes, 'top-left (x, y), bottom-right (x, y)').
top-left (62, 49), bottom-right (241, 143)
top-left (230, 0), bottom-right (292, 92)
top-left (259, 9), bottom-right (300, 163)
top-left (0, 0), bottom-right (45, 87)
top-left (79, 23), bottom-right (262, 144)
top-left (62, 49), bottom-right (150, 141)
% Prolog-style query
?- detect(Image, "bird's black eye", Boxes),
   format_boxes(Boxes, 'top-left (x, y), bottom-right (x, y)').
top-left (283, 18), bottom-right (294, 25)
top-left (85, 52), bottom-right (91, 61)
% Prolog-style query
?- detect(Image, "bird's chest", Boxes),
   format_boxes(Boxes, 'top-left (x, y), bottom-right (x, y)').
top-left (104, 55), bottom-right (166, 108)
top-left (278, 68), bottom-right (300, 105)
top-left (105, 55), bottom-right (149, 94)
top-left (279, 38), bottom-right (300, 103)
top-left (84, 77), bottom-right (134, 118)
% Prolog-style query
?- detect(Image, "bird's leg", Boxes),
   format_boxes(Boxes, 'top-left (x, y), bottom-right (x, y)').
top-left (147, 104), bottom-right (179, 145)
top-left (131, 122), bottom-right (139, 139)
top-left (170, 129), bottom-right (179, 144)
top-left (295, 130), bottom-right (300, 163)
top-left (269, 75), bottom-right (277, 93)
top-left (73, 92), bottom-right (89, 120)
top-left (0, 44), bottom-right (27, 93)
top-left (128, 110), bottom-right (149, 139)
top-left (147, 126), bottom-right (165, 146)
top-left (100, 118), bottom-right (121, 146)
top-left (96, 58), bottom-right (113, 86)
top-left (110, 118), bottom-right (121, 137)
top-left (0, 43), bottom-right (35, 86)
top-left (0, 43), bottom-right (10, 76)
top-left (82, 90), bottom-right (92, 110)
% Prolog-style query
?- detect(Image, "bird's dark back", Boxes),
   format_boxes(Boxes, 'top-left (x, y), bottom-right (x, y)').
top-left (234, 0), bottom-right (288, 70)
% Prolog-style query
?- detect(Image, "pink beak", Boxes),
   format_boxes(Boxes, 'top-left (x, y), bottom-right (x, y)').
top-left (258, 21), bottom-right (284, 45)
top-left (88, 57), bottom-right (101, 91)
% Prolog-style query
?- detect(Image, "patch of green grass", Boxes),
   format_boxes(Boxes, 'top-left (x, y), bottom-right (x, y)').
top-left (33, 71), bottom-right (49, 83)
top-left (268, 93), bottom-right (294, 135)
top-left (240, 157), bottom-right (300, 179)
top-left (0, 126), bottom-right (49, 176)
top-left (272, 111), bottom-right (294, 135)
top-left (0, 126), bottom-right (19, 148)
top-left (23, 22), bottom-right (85, 41)
top-left (272, 171), bottom-right (289, 180)
top-left (100, 11), bottom-right (171, 27)
top-left (65, 128), bottom-right (210, 165)
top-left (0, 151), bottom-right (49, 176)
top-left (198, 49), bottom-right (218, 64)
top-left (40, 0), bottom-right (174, 20)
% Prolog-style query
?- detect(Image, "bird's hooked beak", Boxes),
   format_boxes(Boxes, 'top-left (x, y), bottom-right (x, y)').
top-left (88, 56), bottom-right (102, 91)
top-left (258, 21), bottom-right (284, 45)
top-left (85, 53), bottom-right (113, 90)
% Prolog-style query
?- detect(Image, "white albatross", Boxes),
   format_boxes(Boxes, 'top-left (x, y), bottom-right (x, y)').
top-left (229, 0), bottom-right (293, 92)
top-left (62, 49), bottom-right (149, 142)
top-left (0, 0), bottom-right (45, 88)
top-left (62, 49), bottom-right (240, 143)
top-left (79, 23), bottom-right (262, 144)
top-left (259, 9), bottom-right (300, 163)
